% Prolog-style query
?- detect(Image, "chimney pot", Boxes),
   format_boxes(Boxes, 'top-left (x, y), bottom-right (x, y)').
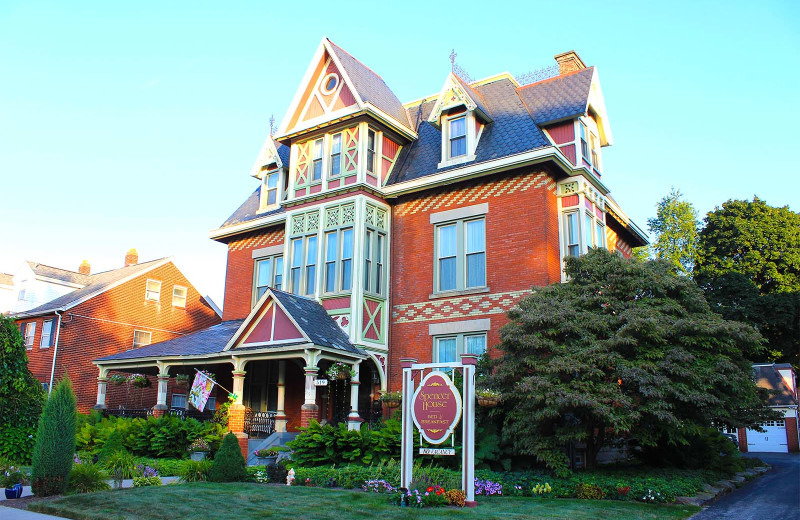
top-left (78, 260), bottom-right (91, 276)
top-left (554, 50), bottom-right (586, 75)
top-left (125, 248), bottom-right (138, 267)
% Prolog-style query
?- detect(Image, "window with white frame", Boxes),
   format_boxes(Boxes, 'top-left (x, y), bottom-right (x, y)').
top-left (145, 279), bottom-right (161, 301)
top-left (579, 121), bottom-right (590, 164)
top-left (254, 255), bottom-right (284, 302)
top-left (171, 393), bottom-right (186, 409)
top-left (172, 285), bottom-right (187, 308)
top-left (433, 333), bottom-right (487, 363)
top-left (18, 288), bottom-right (26, 301)
top-left (133, 330), bottom-right (152, 349)
top-left (311, 138), bottom-right (323, 182)
top-left (40, 319), bottom-right (53, 347)
top-left (363, 228), bottom-right (387, 296)
top-left (324, 227), bottom-right (354, 294)
top-left (435, 217), bottom-right (486, 293)
top-left (564, 212), bottom-right (581, 258)
top-left (261, 170), bottom-right (281, 210)
top-left (23, 322), bottom-right (35, 348)
top-left (290, 235), bottom-right (318, 296)
top-left (366, 129), bottom-right (376, 174)
top-left (448, 116), bottom-right (467, 158)
top-left (330, 133), bottom-right (342, 176)
top-left (590, 132), bottom-right (599, 169)
top-left (561, 206), bottom-right (607, 259)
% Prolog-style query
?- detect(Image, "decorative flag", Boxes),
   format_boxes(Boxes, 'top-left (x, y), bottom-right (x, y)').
top-left (188, 371), bottom-right (214, 411)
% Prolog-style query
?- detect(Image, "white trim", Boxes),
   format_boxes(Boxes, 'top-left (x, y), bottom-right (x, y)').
top-left (172, 285), bottom-right (187, 308)
top-left (209, 214), bottom-right (286, 241)
top-left (145, 279), bottom-right (162, 302)
top-left (430, 203), bottom-right (488, 224)
top-left (252, 245), bottom-right (284, 259)
top-left (223, 289), bottom-right (311, 351)
top-left (428, 318), bottom-right (491, 336)
top-left (132, 329), bottom-right (152, 349)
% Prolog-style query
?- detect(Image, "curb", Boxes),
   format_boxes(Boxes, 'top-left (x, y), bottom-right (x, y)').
top-left (675, 465), bottom-right (770, 506)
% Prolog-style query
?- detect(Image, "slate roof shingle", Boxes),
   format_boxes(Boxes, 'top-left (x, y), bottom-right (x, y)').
top-left (754, 364), bottom-right (798, 407)
top-left (218, 188), bottom-right (285, 230)
top-left (13, 258), bottom-right (169, 318)
top-left (27, 261), bottom-right (90, 286)
top-left (517, 67), bottom-right (594, 125)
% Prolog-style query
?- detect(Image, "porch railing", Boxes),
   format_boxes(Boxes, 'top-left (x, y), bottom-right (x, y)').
top-left (244, 409), bottom-right (276, 438)
top-left (168, 407), bottom-right (215, 422)
top-left (102, 408), bottom-right (215, 422)
top-left (103, 408), bottom-right (153, 419)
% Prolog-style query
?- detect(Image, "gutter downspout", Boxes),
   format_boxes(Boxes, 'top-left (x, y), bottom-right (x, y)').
top-left (48, 310), bottom-right (63, 396)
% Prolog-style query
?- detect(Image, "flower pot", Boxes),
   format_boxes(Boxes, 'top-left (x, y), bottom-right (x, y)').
top-left (383, 398), bottom-right (401, 408)
top-left (5, 484), bottom-right (23, 499)
top-left (335, 372), bottom-right (349, 380)
top-left (190, 451), bottom-right (207, 461)
top-left (477, 396), bottom-right (500, 407)
top-left (256, 456), bottom-right (278, 466)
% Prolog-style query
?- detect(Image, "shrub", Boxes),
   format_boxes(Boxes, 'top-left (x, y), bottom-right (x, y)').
top-left (576, 483), bottom-right (605, 500)
top-left (133, 476), bottom-right (161, 487)
top-left (103, 451), bottom-right (138, 479)
top-left (180, 460), bottom-right (212, 482)
top-left (31, 377), bottom-right (77, 497)
top-left (266, 459), bottom-right (289, 483)
top-left (208, 433), bottom-right (246, 482)
top-left (97, 430), bottom-right (126, 463)
top-left (445, 489), bottom-right (466, 507)
top-left (287, 419), bottom-right (401, 467)
top-left (67, 463), bottom-right (110, 494)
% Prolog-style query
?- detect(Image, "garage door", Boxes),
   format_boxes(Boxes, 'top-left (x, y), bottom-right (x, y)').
top-left (746, 420), bottom-right (788, 453)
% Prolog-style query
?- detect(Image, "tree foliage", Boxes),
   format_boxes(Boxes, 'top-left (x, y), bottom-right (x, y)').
top-left (646, 188), bottom-right (699, 275)
top-left (491, 249), bottom-right (776, 473)
top-left (0, 315), bottom-right (45, 463)
top-left (31, 376), bottom-right (77, 496)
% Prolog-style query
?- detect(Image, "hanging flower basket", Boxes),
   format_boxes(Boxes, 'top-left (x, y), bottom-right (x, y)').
top-left (175, 374), bottom-right (190, 388)
top-left (476, 389), bottom-right (501, 408)
top-left (326, 362), bottom-right (355, 381)
top-left (108, 374), bottom-right (127, 386)
top-left (127, 374), bottom-right (150, 389)
top-left (380, 391), bottom-right (402, 408)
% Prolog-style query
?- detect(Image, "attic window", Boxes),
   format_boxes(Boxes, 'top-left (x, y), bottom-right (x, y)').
top-left (321, 73), bottom-right (339, 95)
top-left (449, 117), bottom-right (467, 158)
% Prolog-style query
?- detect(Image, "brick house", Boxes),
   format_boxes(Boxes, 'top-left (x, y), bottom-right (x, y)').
top-left (92, 39), bottom-right (647, 454)
top-left (13, 250), bottom-right (221, 413)
top-left (736, 364), bottom-right (799, 453)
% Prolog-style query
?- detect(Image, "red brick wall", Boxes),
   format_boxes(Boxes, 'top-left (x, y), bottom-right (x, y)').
top-left (222, 227), bottom-right (284, 321)
top-left (19, 261), bottom-right (221, 413)
top-left (388, 167), bottom-right (562, 391)
top-left (737, 428), bottom-right (748, 452)
top-left (786, 417), bottom-right (799, 453)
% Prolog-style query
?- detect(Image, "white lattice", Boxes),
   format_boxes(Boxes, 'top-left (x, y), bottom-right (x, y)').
top-left (342, 203), bottom-right (355, 225)
top-left (307, 211), bottom-right (320, 232)
top-left (326, 207), bottom-right (339, 229)
top-left (291, 215), bottom-right (305, 235)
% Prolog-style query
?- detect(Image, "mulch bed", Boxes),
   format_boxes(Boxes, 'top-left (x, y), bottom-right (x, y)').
top-left (2, 494), bottom-right (62, 510)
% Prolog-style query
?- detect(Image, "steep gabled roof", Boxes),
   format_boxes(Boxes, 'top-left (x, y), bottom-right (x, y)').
top-left (26, 261), bottom-right (90, 286)
top-left (517, 67), bottom-right (595, 125)
top-left (13, 258), bottom-right (171, 318)
top-left (216, 188), bottom-right (285, 232)
top-left (95, 320), bottom-right (245, 362)
top-left (754, 364), bottom-right (798, 407)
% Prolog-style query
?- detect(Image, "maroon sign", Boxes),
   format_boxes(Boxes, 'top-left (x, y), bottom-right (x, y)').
top-left (412, 371), bottom-right (462, 444)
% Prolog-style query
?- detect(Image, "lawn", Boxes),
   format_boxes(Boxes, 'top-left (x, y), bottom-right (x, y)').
top-left (29, 482), bottom-right (700, 520)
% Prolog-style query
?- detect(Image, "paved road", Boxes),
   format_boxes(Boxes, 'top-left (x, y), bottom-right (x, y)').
top-left (691, 453), bottom-right (799, 520)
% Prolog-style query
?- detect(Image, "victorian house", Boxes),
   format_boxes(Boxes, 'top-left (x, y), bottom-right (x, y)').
top-left (92, 38), bottom-right (647, 455)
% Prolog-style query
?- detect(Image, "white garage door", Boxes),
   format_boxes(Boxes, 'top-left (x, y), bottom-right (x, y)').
top-left (746, 420), bottom-right (788, 453)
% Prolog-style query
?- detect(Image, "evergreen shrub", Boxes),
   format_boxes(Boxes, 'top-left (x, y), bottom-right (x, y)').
top-left (31, 377), bottom-right (77, 496)
top-left (208, 433), bottom-right (246, 482)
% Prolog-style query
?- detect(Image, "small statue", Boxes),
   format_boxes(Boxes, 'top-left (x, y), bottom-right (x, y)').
top-left (286, 467), bottom-right (295, 486)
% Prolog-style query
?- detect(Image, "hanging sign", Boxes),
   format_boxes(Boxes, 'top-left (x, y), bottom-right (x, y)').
top-left (412, 371), bottom-right (462, 444)
top-left (420, 448), bottom-right (455, 456)
top-left (314, 379), bottom-right (329, 386)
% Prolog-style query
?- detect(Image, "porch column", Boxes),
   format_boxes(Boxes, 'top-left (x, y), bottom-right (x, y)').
top-left (347, 361), bottom-right (363, 431)
top-left (153, 362), bottom-right (170, 418)
top-left (275, 360), bottom-right (287, 433)
top-left (301, 365), bottom-right (319, 427)
top-left (93, 366), bottom-right (109, 410)
top-left (229, 358), bottom-right (249, 460)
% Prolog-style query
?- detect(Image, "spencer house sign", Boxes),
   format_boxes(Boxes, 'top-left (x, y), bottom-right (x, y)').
top-left (411, 372), bottom-right (462, 444)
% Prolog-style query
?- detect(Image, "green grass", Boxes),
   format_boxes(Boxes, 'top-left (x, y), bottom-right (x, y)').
top-left (29, 483), bottom-right (699, 520)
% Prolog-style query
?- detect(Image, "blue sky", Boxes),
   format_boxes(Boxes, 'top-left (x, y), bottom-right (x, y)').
top-left (1, 0), bottom-right (797, 307)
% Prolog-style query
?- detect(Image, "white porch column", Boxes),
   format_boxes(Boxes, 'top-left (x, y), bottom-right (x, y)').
top-left (93, 366), bottom-right (109, 410)
top-left (301, 365), bottom-right (319, 427)
top-left (232, 370), bottom-right (246, 405)
top-left (154, 362), bottom-right (170, 414)
top-left (347, 361), bottom-right (363, 431)
top-left (275, 360), bottom-right (287, 433)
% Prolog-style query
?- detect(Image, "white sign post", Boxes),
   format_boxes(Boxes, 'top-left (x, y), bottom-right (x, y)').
top-left (400, 353), bottom-right (478, 507)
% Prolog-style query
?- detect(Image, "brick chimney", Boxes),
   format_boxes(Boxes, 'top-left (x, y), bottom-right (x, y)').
top-left (78, 260), bottom-right (91, 276)
top-left (554, 51), bottom-right (586, 75)
top-left (125, 248), bottom-right (138, 267)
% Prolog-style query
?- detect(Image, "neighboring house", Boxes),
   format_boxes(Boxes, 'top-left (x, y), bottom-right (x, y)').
top-left (1, 260), bottom-right (92, 314)
top-left (0, 273), bottom-right (14, 314)
top-left (92, 39), bottom-right (647, 451)
top-left (13, 250), bottom-right (221, 412)
top-left (736, 364), bottom-right (799, 453)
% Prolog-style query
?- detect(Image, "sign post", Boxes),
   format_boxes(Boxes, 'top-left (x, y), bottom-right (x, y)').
top-left (400, 354), bottom-right (477, 507)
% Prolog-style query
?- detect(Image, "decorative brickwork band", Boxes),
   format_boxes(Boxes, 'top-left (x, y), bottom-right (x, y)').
top-left (392, 290), bottom-right (529, 323)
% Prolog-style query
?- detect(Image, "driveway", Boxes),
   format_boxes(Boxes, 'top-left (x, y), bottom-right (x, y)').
top-left (691, 453), bottom-right (799, 520)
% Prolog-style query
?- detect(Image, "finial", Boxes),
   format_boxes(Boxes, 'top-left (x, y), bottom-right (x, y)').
top-left (269, 115), bottom-right (276, 136)
top-left (449, 49), bottom-right (457, 71)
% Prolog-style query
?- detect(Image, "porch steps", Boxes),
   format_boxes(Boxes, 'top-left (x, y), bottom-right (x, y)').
top-left (246, 432), bottom-right (298, 466)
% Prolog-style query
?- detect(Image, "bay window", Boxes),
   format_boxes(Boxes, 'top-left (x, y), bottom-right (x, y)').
top-left (364, 228), bottom-right (386, 296)
top-left (324, 227), bottom-right (353, 293)
top-left (564, 212), bottom-right (580, 257)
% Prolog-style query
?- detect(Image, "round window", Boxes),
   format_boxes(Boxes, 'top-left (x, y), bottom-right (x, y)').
top-left (321, 73), bottom-right (339, 95)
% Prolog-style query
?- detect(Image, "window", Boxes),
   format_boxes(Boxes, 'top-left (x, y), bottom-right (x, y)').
top-left (145, 279), bottom-right (161, 301)
top-left (324, 227), bottom-right (354, 293)
top-left (290, 235), bottom-right (317, 296)
top-left (263, 170), bottom-right (280, 207)
top-left (564, 212), bottom-right (580, 257)
top-left (433, 333), bottom-right (486, 363)
top-left (449, 116), bottom-right (467, 158)
top-left (24, 322), bottom-right (35, 348)
top-left (579, 122), bottom-right (590, 163)
top-left (363, 228), bottom-right (387, 296)
top-left (366, 129), bottom-right (376, 174)
top-left (595, 221), bottom-right (606, 249)
top-left (321, 73), bottom-right (339, 95)
top-left (435, 217), bottom-right (486, 293)
top-left (18, 288), bottom-right (26, 301)
top-left (133, 330), bottom-right (152, 349)
top-left (172, 286), bottom-right (187, 307)
top-left (330, 133), bottom-right (342, 176)
top-left (584, 212), bottom-right (595, 248)
top-left (171, 393), bottom-right (186, 409)
top-left (590, 132), bottom-right (599, 169)
top-left (254, 255), bottom-right (283, 301)
top-left (206, 396), bottom-right (216, 411)
top-left (40, 319), bottom-right (53, 347)
top-left (312, 138), bottom-right (323, 182)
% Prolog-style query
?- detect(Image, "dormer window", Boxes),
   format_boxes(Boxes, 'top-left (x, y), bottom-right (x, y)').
top-left (264, 171), bottom-right (279, 206)
top-left (312, 139), bottom-right (323, 181)
top-left (449, 116), bottom-right (467, 158)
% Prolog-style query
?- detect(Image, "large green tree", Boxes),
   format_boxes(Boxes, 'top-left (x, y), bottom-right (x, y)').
top-left (646, 188), bottom-right (699, 275)
top-left (491, 249), bottom-right (775, 473)
top-left (0, 315), bottom-right (45, 463)
top-left (695, 198), bottom-right (800, 367)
